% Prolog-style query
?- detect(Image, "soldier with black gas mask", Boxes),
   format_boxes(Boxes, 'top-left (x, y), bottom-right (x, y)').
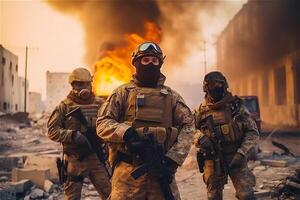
top-left (194, 71), bottom-right (259, 200)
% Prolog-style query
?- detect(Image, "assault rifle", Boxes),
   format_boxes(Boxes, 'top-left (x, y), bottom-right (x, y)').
top-left (196, 115), bottom-right (228, 181)
top-left (130, 132), bottom-right (175, 200)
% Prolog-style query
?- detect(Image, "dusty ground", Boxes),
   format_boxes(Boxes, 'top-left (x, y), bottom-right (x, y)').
top-left (1, 114), bottom-right (300, 200)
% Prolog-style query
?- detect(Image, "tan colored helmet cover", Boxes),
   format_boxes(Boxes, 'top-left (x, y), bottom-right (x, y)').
top-left (68, 68), bottom-right (92, 84)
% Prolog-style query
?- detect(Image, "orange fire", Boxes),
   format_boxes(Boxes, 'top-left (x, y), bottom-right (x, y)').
top-left (93, 22), bottom-right (162, 96)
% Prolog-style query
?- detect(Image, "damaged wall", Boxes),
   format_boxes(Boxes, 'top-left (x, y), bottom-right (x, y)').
top-left (217, 0), bottom-right (300, 128)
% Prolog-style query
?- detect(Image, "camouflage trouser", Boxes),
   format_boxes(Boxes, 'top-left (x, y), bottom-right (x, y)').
top-left (203, 158), bottom-right (256, 200)
top-left (111, 161), bottom-right (181, 200)
top-left (63, 153), bottom-right (111, 200)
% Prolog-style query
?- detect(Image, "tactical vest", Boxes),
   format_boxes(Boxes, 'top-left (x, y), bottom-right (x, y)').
top-left (198, 99), bottom-right (244, 154)
top-left (62, 98), bottom-right (102, 156)
top-left (109, 86), bottom-right (179, 166)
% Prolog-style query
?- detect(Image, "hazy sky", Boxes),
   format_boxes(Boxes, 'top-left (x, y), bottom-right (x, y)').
top-left (1, 0), bottom-right (85, 99)
top-left (1, 0), bottom-right (245, 102)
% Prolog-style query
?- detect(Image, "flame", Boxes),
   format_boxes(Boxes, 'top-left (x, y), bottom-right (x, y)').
top-left (93, 22), bottom-right (162, 96)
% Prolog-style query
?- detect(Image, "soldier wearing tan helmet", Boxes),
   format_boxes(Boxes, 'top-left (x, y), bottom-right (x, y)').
top-left (47, 67), bottom-right (111, 200)
top-left (96, 42), bottom-right (195, 200)
top-left (194, 71), bottom-right (259, 200)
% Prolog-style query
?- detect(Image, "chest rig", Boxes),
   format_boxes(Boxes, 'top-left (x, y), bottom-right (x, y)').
top-left (198, 99), bottom-right (244, 154)
top-left (124, 86), bottom-right (178, 151)
top-left (64, 100), bottom-right (100, 132)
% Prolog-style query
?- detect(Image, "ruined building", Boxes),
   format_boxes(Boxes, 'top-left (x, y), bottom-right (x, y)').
top-left (0, 45), bottom-right (29, 113)
top-left (216, 0), bottom-right (300, 128)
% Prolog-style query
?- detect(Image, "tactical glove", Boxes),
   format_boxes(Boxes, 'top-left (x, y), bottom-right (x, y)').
top-left (123, 128), bottom-right (144, 154)
top-left (72, 131), bottom-right (89, 146)
top-left (229, 152), bottom-right (244, 169)
top-left (165, 157), bottom-right (178, 183)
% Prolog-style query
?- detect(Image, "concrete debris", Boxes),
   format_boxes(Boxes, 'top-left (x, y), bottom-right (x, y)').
top-left (0, 185), bottom-right (16, 200)
top-left (254, 189), bottom-right (271, 198)
top-left (12, 168), bottom-right (51, 188)
top-left (10, 179), bottom-right (32, 193)
top-left (24, 154), bottom-right (60, 182)
top-left (261, 159), bottom-right (288, 167)
top-left (0, 112), bottom-right (31, 126)
top-left (271, 169), bottom-right (300, 199)
top-left (44, 179), bottom-right (54, 193)
top-left (29, 188), bottom-right (45, 199)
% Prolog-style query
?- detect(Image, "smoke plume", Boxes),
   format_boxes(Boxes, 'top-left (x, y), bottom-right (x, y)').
top-left (46, 0), bottom-right (239, 69)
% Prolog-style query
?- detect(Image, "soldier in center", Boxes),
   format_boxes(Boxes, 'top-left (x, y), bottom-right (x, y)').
top-left (96, 41), bottom-right (195, 200)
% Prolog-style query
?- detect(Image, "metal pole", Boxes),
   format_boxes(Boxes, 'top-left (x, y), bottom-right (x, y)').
top-left (24, 46), bottom-right (28, 112)
top-left (203, 41), bottom-right (207, 75)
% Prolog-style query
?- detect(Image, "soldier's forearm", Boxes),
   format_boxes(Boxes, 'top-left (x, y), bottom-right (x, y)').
top-left (238, 131), bottom-right (259, 156)
top-left (46, 127), bottom-right (74, 143)
top-left (165, 126), bottom-right (195, 166)
top-left (96, 117), bottom-right (131, 143)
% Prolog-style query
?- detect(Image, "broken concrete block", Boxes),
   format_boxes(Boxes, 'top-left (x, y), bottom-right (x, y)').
top-left (24, 154), bottom-right (60, 181)
top-left (44, 179), bottom-right (54, 193)
top-left (10, 179), bottom-right (32, 193)
top-left (260, 159), bottom-right (288, 167)
top-left (0, 186), bottom-right (16, 200)
top-left (12, 168), bottom-right (50, 188)
top-left (254, 190), bottom-right (271, 198)
top-left (30, 188), bottom-right (44, 199)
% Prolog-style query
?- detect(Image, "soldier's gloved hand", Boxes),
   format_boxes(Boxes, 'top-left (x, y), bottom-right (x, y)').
top-left (123, 128), bottom-right (144, 154)
top-left (199, 135), bottom-right (214, 153)
top-left (165, 157), bottom-right (178, 183)
top-left (72, 131), bottom-right (88, 146)
top-left (229, 152), bottom-right (244, 169)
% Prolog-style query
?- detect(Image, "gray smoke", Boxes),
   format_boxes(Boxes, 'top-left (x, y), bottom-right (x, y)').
top-left (46, 0), bottom-right (229, 68)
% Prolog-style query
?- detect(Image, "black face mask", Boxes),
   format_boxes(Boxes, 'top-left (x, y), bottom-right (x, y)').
top-left (135, 63), bottom-right (161, 87)
top-left (208, 86), bottom-right (225, 102)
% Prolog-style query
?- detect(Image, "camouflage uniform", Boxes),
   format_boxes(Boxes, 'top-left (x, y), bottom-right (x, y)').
top-left (194, 92), bottom-right (259, 200)
top-left (96, 74), bottom-right (195, 200)
top-left (47, 96), bottom-right (111, 200)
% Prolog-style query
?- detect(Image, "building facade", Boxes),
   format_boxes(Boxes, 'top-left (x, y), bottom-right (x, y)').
top-left (46, 71), bottom-right (70, 111)
top-left (0, 45), bottom-right (29, 113)
top-left (216, 0), bottom-right (300, 128)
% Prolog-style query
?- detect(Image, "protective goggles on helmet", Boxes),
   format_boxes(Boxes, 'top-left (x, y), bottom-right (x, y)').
top-left (138, 42), bottom-right (162, 54)
top-left (132, 42), bottom-right (165, 65)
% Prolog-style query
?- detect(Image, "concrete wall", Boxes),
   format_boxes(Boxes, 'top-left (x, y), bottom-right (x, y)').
top-left (229, 53), bottom-right (300, 127)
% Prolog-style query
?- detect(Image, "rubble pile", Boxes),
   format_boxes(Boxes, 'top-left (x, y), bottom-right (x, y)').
top-left (0, 112), bottom-right (102, 200)
top-left (270, 169), bottom-right (300, 200)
